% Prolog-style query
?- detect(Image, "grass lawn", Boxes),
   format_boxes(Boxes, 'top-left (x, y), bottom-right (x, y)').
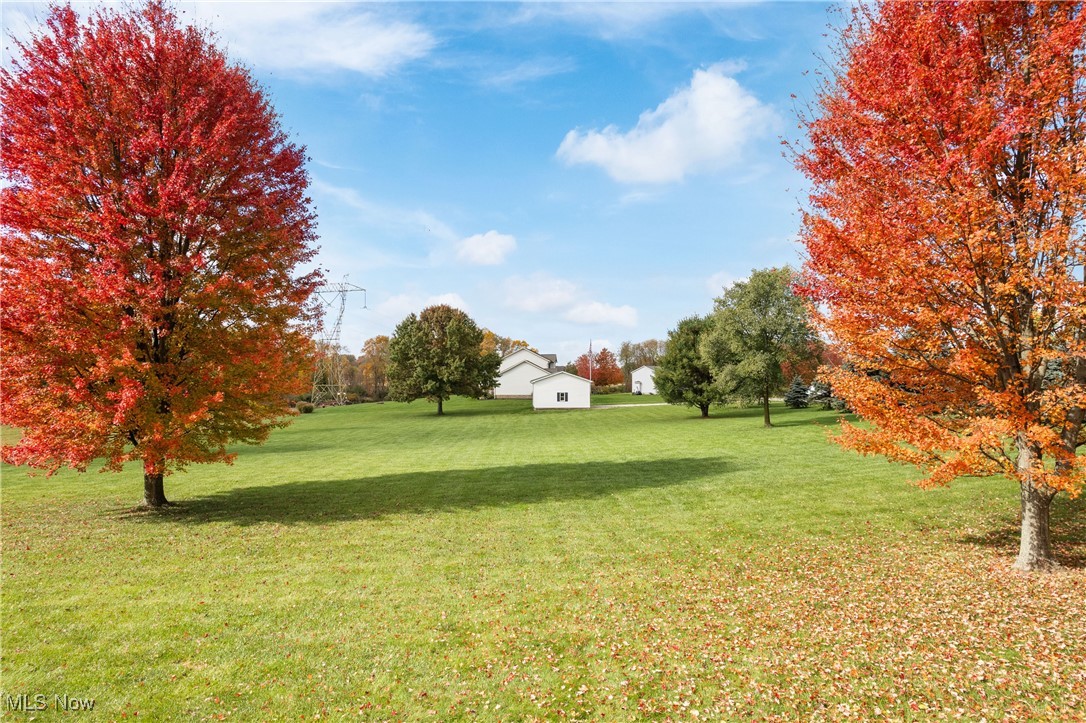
top-left (3, 398), bottom-right (1084, 720)
top-left (590, 393), bottom-right (664, 406)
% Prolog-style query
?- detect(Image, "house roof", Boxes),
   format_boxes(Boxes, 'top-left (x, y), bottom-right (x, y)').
top-left (632, 365), bottom-right (657, 373)
top-left (500, 359), bottom-right (550, 375)
top-left (530, 370), bottom-right (591, 386)
top-left (500, 347), bottom-right (553, 371)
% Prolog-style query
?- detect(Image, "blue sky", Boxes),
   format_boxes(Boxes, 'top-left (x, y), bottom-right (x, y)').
top-left (3, 1), bottom-right (836, 363)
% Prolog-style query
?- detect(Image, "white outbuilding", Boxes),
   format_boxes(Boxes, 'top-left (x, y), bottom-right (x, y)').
top-left (631, 365), bottom-right (657, 395)
top-left (531, 371), bottom-right (591, 410)
top-left (495, 348), bottom-right (558, 398)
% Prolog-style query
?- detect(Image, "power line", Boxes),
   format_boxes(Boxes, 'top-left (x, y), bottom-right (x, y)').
top-left (311, 278), bottom-right (366, 406)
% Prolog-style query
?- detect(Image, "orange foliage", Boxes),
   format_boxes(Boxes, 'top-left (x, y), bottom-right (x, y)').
top-left (797, 3), bottom-right (1085, 498)
top-left (481, 330), bottom-right (536, 357)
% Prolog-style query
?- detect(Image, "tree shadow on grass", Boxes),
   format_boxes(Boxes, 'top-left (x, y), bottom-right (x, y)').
top-left (391, 400), bottom-right (535, 418)
top-left (120, 457), bottom-right (735, 526)
top-left (701, 405), bottom-right (847, 428)
top-left (958, 494), bottom-right (1086, 568)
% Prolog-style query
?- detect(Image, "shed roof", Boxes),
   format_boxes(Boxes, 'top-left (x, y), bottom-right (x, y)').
top-left (530, 370), bottom-right (592, 386)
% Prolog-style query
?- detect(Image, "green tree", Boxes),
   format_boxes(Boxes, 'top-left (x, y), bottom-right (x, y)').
top-left (387, 305), bottom-right (500, 415)
top-left (655, 316), bottom-right (723, 418)
top-left (783, 376), bottom-right (810, 409)
top-left (702, 268), bottom-right (818, 427)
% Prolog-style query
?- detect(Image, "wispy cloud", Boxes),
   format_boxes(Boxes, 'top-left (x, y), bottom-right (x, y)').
top-left (313, 180), bottom-right (459, 245)
top-left (510, 3), bottom-right (703, 41)
top-left (189, 3), bottom-right (434, 77)
top-left (557, 62), bottom-right (779, 184)
top-left (479, 57), bottom-right (576, 90)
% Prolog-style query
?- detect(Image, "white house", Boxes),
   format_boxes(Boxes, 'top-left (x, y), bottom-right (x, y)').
top-left (495, 348), bottom-right (558, 398)
top-left (531, 371), bottom-right (591, 410)
top-left (494, 359), bottom-right (550, 398)
top-left (631, 365), bottom-right (657, 395)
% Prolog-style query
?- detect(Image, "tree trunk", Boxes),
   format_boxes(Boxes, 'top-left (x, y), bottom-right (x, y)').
top-left (143, 472), bottom-right (170, 507)
top-left (1013, 437), bottom-right (1056, 571)
top-left (437, 398), bottom-right (444, 416)
top-left (1014, 480), bottom-right (1057, 571)
top-left (762, 391), bottom-right (772, 428)
top-left (700, 404), bottom-right (709, 418)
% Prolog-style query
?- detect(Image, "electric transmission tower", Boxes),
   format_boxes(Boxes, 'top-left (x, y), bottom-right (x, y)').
top-left (311, 279), bottom-right (366, 406)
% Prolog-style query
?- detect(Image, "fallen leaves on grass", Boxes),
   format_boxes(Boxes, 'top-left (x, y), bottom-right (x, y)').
top-left (461, 535), bottom-right (1084, 721)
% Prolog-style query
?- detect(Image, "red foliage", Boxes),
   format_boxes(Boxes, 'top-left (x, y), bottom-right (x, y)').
top-left (592, 348), bottom-right (624, 386)
top-left (573, 348), bottom-right (623, 385)
top-left (780, 340), bottom-right (827, 384)
top-left (574, 353), bottom-right (593, 380)
top-left (0, 3), bottom-right (321, 503)
top-left (796, 3), bottom-right (1085, 567)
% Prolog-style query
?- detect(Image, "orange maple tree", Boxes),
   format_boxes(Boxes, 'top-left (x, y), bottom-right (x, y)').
top-left (1, 3), bottom-right (321, 506)
top-left (359, 335), bottom-right (392, 400)
top-left (796, 2), bottom-right (1085, 570)
top-left (480, 329), bottom-right (535, 357)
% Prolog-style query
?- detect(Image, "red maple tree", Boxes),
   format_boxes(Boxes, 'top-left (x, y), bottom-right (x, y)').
top-left (1, 3), bottom-right (321, 506)
top-left (573, 348), bottom-right (623, 386)
top-left (573, 353), bottom-right (592, 380)
top-left (796, 2), bottom-right (1085, 570)
top-left (592, 348), bottom-right (624, 386)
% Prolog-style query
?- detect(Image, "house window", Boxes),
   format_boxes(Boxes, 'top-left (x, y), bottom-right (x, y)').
top-left (557, 392), bottom-right (568, 402)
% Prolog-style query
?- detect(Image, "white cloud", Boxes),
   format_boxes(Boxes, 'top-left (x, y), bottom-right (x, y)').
top-left (426, 293), bottom-right (470, 312)
top-left (456, 231), bottom-right (517, 265)
top-left (502, 274), bottom-right (579, 312)
top-left (564, 302), bottom-right (638, 328)
top-left (502, 273), bottom-right (638, 328)
top-left (557, 63), bottom-right (779, 184)
top-left (189, 4), bottom-right (434, 77)
top-left (375, 293), bottom-right (420, 323)
top-left (375, 292), bottom-right (470, 324)
top-left (2, 3), bottom-right (434, 77)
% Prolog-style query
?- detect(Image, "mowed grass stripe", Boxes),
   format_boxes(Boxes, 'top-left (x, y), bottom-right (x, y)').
top-left (2, 399), bottom-right (1083, 720)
